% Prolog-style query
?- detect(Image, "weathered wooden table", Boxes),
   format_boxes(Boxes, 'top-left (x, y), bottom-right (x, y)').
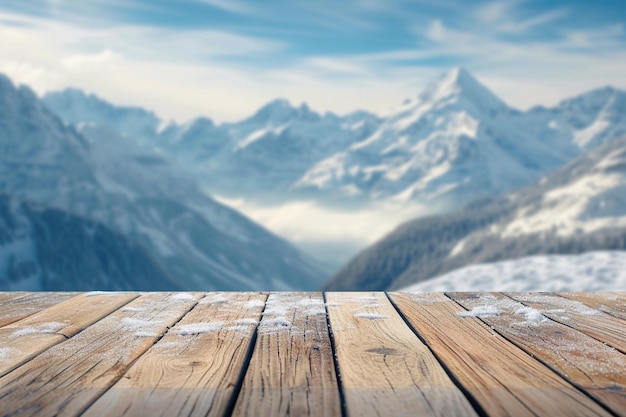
top-left (0, 292), bottom-right (625, 416)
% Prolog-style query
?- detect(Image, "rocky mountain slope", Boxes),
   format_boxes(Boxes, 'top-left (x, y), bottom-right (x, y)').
top-left (325, 135), bottom-right (626, 290)
top-left (0, 194), bottom-right (176, 291)
top-left (1, 74), bottom-right (327, 290)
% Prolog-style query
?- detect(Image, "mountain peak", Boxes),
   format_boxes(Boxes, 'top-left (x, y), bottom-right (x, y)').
top-left (0, 73), bottom-right (14, 90)
top-left (250, 98), bottom-right (298, 124)
top-left (418, 67), bottom-right (508, 114)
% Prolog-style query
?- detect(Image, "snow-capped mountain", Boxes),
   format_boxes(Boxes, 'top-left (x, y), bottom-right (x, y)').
top-left (296, 68), bottom-right (580, 204)
top-left (43, 88), bottom-right (162, 144)
top-left (401, 251), bottom-right (626, 292)
top-left (2, 74), bottom-right (327, 290)
top-left (325, 135), bottom-right (626, 290)
top-left (0, 194), bottom-right (177, 291)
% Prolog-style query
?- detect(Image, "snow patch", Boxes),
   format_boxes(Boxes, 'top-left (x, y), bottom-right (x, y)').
top-left (169, 293), bottom-right (197, 302)
top-left (121, 317), bottom-right (163, 337)
top-left (176, 322), bottom-right (226, 335)
top-left (514, 306), bottom-right (547, 324)
top-left (354, 313), bottom-right (386, 320)
top-left (11, 322), bottom-right (65, 338)
top-left (243, 299), bottom-right (266, 309)
top-left (457, 306), bottom-right (500, 318)
top-left (0, 347), bottom-right (16, 360)
top-left (403, 251), bottom-right (626, 292)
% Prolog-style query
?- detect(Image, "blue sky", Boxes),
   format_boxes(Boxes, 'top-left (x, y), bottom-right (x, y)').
top-left (0, 0), bottom-right (625, 121)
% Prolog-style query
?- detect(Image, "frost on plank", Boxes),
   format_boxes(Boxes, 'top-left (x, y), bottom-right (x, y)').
top-left (11, 322), bottom-right (65, 338)
top-left (354, 313), bottom-right (386, 320)
top-left (457, 305), bottom-right (501, 318)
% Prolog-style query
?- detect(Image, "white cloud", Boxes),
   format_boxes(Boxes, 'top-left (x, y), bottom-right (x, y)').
top-left (497, 8), bottom-right (569, 33)
top-left (475, 1), bottom-right (517, 23)
top-left (196, 0), bottom-right (252, 14)
top-left (426, 19), bottom-right (446, 42)
top-left (61, 49), bottom-right (121, 71)
top-left (213, 196), bottom-right (427, 245)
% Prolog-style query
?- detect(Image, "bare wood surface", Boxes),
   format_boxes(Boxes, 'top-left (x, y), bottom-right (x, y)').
top-left (0, 292), bottom-right (138, 378)
top-left (389, 292), bottom-right (612, 417)
top-left (558, 292), bottom-right (626, 321)
top-left (0, 292), bottom-right (202, 417)
top-left (326, 292), bottom-right (478, 417)
top-left (449, 292), bottom-right (626, 416)
top-left (83, 292), bottom-right (267, 417)
top-left (233, 292), bottom-right (341, 417)
top-left (0, 292), bottom-right (75, 327)
top-left (507, 292), bottom-right (626, 355)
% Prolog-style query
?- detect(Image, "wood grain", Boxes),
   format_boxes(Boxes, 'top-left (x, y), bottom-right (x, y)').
top-left (0, 292), bottom-right (75, 327)
top-left (0, 292), bottom-right (138, 378)
top-left (83, 292), bottom-right (267, 417)
top-left (0, 292), bottom-right (29, 304)
top-left (449, 292), bottom-right (626, 416)
top-left (233, 292), bottom-right (341, 417)
top-left (326, 292), bottom-right (478, 417)
top-left (558, 292), bottom-right (626, 321)
top-left (0, 292), bottom-right (202, 417)
top-left (389, 292), bottom-right (612, 417)
top-left (507, 292), bottom-right (626, 355)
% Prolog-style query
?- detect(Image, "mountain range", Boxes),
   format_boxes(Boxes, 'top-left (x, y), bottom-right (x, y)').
top-left (6, 66), bottom-right (626, 291)
top-left (0, 74), bottom-right (327, 291)
top-left (43, 67), bottom-right (626, 211)
top-left (325, 135), bottom-right (626, 290)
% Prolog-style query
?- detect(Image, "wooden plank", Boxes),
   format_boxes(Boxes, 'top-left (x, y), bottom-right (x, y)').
top-left (507, 292), bottom-right (626, 355)
top-left (0, 292), bottom-right (138, 378)
top-left (233, 292), bottom-right (341, 417)
top-left (82, 292), bottom-right (267, 417)
top-left (0, 292), bottom-right (76, 327)
top-left (558, 292), bottom-right (626, 321)
top-left (326, 292), bottom-right (478, 417)
top-left (389, 292), bottom-right (612, 417)
top-left (0, 292), bottom-right (202, 417)
top-left (0, 292), bottom-right (30, 304)
top-left (449, 292), bottom-right (626, 416)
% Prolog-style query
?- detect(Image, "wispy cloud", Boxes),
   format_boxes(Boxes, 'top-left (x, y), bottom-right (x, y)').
top-left (497, 8), bottom-right (569, 33)
top-left (0, 0), bottom-right (625, 122)
top-left (475, 1), bottom-right (518, 23)
top-left (195, 0), bottom-right (253, 14)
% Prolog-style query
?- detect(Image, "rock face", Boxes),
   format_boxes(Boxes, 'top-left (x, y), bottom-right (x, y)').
top-left (2, 74), bottom-right (327, 290)
top-left (0, 194), bottom-right (176, 291)
top-left (325, 136), bottom-right (626, 290)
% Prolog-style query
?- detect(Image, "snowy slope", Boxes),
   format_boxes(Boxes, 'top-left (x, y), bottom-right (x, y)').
top-left (401, 251), bottom-right (626, 292)
top-left (326, 135), bottom-right (626, 290)
top-left (2, 74), bottom-right (327, 290)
